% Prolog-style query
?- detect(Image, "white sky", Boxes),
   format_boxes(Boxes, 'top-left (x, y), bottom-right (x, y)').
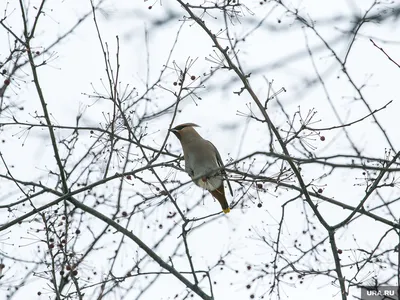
top-left (1, 0), bottom-right (399, 299)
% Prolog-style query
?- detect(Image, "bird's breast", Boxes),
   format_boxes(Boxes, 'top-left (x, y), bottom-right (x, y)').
top-left (182, 141), bottom-right (222, 190)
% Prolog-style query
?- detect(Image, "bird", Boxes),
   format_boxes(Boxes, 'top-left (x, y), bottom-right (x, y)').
top-left (169, 123), bottom-right (233, 213)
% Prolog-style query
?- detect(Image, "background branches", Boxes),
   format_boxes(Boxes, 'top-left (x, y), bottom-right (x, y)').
top-left (0, 0), bottom-right (399, 299)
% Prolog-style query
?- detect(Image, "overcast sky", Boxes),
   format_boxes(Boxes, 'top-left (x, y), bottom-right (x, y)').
top-left (1, 0), bottom-right (400, 299)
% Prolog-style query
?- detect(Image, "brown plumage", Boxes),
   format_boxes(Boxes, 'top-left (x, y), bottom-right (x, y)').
top-left (210, 185), bottom-right (230, 213)
top-left (170, 123), bottom-right (233, 213)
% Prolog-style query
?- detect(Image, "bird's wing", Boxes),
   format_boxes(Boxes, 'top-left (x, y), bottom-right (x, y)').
top-left (182, 150), bottom-right (194, 178)
top-left (207, 141), bottom-right (233, 196)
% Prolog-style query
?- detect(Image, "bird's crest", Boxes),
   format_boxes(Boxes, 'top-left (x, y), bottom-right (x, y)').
top-left (172, 123), bottom-right (200, 131)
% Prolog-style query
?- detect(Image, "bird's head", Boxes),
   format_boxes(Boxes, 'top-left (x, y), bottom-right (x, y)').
top-left (169, 123), bottom-right (200, 141)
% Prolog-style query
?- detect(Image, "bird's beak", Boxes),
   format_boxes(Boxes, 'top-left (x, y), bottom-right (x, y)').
top-left (169, 128), bottom-right (180, 140)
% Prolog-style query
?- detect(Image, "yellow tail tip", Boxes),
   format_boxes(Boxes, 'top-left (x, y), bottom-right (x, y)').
top-left (223, 208), bottom-right (231, 214)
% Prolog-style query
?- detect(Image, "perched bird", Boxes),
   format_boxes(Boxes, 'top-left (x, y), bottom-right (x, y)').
top-left (170, 123), bottom-right (233, 213)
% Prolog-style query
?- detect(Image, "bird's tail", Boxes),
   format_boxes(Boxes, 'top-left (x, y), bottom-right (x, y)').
top-left (210, 184), bottom-right (230, 213)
